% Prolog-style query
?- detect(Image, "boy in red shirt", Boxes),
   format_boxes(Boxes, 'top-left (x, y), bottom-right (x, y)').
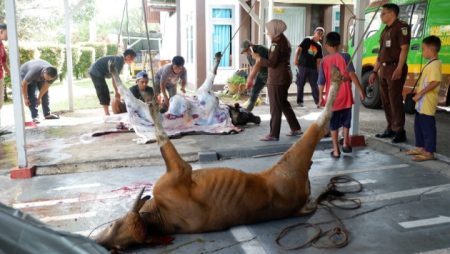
top-left (318, 32), bottom-right (365, 158)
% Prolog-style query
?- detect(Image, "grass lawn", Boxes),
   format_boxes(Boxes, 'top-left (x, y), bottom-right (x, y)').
top-left (3, 77), bottom-right (250, 112)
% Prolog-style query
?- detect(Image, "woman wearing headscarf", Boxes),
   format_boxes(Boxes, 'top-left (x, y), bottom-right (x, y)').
top-left (252, 19), bottom-right (301, 141)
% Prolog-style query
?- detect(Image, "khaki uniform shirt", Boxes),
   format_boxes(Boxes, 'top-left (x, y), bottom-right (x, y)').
top-left (379, 19), bottom-right (411, 64)
top-left (260, 34), bottom-right (292, 86)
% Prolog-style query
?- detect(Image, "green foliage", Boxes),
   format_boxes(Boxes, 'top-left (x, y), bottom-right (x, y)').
top-left (75, 47), bottom-right (94, 79)
top-left (227, 74), bottom-right (246, 85)
top-left (19, 48), bottom-right (35, 65)
top-left (71, 0), bottom-right (96, 24)
top-left (106, 44), bottom-right (118, 56)
top-left (37, 46), bottom-right (63, 71)
top-left (80, 43), bottom-right (106, 60)
top-left (60, 47), bottom-right (80, 82)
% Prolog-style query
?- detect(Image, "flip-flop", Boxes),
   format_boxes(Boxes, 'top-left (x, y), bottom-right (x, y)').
top-left (330, 151), bottom-right (341, 159)
top-left (286, 130), bottom-right (303, 136)
top-left (412, 154), bottom-right (435, 162)
top-left (260, 135), bottom-right (279, 141)
top-left (405, 149), bottom-right (424, 155)
top-left (342, 146), bottom-right (352, 153)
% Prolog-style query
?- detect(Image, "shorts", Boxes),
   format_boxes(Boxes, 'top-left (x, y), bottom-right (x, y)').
top-left (90, 74), bottom-right (110, 106)
top-left (330, 108), bottom-right (352, 131)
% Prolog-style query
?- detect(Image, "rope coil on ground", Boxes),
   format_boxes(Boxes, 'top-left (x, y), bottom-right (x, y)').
top-left (276, 175), bottom-right (363, 250)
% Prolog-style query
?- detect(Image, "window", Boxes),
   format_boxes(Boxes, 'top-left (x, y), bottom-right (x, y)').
top-left (336, 12), bottom-right (340, 21)
top-left (185, 11), bottom-right (194, 64)
top-left (211, 7), bottom-right (233, 68)
top-left (398, 4), bottom-right (414, 24)
top-left (411, 3), bottom-right (427, 38)
top-left (363, 11), bottom-right (382, 39)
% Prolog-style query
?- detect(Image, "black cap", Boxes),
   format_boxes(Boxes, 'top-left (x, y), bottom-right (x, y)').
top-left (0, 24), bottom-right (7, 30)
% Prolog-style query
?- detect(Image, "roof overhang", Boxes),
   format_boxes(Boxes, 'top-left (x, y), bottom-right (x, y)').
top-left (274, 0), bottom-right (353, 4)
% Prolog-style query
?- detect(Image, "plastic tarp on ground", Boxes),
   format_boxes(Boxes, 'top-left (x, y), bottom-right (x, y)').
top-left (0, 202), bottom-right (108, 254)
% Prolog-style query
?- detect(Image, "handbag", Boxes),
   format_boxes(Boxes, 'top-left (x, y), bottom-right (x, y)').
top-left (404, 59), bottom-right (436, 114)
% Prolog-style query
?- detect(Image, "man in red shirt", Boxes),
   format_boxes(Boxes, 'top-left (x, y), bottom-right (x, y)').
top-left (0, 23), bottom-right (10, 130)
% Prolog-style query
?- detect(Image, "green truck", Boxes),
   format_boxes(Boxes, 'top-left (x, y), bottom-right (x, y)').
top-left (349, 0), bottom-right (450, 109)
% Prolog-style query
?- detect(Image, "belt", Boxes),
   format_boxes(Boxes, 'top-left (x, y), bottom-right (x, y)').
top-left (382, 61), bottom-right (397, 66)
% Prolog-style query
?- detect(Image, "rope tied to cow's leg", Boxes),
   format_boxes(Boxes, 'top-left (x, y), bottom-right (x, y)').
top-left (276, 175), bottom-right (363, 250)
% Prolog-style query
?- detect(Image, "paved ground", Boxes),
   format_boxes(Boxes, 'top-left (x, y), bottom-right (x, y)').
top-left (1, 94), bottom-right (449, 175)
top-left (1, 146), bottom-right (449, 253)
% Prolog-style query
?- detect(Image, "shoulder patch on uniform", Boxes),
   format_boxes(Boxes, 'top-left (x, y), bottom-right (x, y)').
top-left (401, 27), bottom-right (408, 36)
top-left (270, 43), bottom-right (277, 52)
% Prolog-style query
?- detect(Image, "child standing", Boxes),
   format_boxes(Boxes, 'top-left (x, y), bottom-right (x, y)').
top-left (406, 36), bottom-right (442, 161)
top-left (318, 32), bottom-right (365, 158)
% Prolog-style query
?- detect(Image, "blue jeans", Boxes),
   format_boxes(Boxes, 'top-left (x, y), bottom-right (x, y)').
top-left (247, 75), bottom-right (267, 111)
top-left (27, 81), bottom-right (50, 119)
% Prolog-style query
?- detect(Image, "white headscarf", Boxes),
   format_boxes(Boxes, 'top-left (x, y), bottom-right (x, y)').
top-left (265, 19), bottom-right (287, 38)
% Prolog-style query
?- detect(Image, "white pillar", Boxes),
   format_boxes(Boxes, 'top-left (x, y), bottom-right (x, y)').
top-left (258, 0), bottom-right (265, 45)
top-left (5, 0), bottom-right (27, 167)
top-left (176, 0), bottom-right (181, 55)
top-left (350, 0), bottom-right (369, 136)
top-left (64, 0), bottom-right (74, 111)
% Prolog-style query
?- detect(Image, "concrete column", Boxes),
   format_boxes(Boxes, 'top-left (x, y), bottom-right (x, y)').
top-left (350, 0), bottom-right (369, 146)
top-left (176, 0), bottom-right (181, 55)
top-left (195, 0), bottom-right (206, 87)
top-left (65, 0), bottom-right (74, 112)
top-left (6, 0), bottom-right (35, 178)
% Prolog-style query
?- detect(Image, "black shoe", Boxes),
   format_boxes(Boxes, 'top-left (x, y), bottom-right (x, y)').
top-left (375, 130), bottom-right (395, 138)
top-left (392, 130), bottom-right (407, 143)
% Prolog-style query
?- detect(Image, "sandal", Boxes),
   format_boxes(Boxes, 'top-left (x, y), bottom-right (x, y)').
top-left (330, 151), bottom-right (341, 159)
top-left (412, 154), bottom-right (435, 162)
top-left (260, 135), bottom-right (279, 141)
top-left (44, 113), bottom-right (60, 120)
top-left (286, 130), bottom-right (303, 137)
top-left (32, 118), bottom-right (41, 124)
top-left (342, 146), bottom-right (353, 153)
top-left (405, 148), bottom-right (424, 155)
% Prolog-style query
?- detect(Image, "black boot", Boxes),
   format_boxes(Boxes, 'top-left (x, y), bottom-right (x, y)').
top-left (375, 130), bottom-right (396, 138)
top-left (392, 130), bottom-right (407, 143)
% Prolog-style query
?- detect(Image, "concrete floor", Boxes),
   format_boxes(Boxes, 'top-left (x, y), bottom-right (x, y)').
top-left (1, 146), bottom-right (450, 253)
top-left (1, 94), bottom-right (449, 176)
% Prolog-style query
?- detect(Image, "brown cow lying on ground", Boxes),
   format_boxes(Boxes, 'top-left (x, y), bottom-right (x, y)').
top-left (94, 66), bottom-right (344, 251)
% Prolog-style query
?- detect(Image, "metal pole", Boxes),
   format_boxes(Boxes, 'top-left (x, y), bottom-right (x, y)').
top-left (64, 0), bottom-right (74, 112)
top-left (350, 0), bottom-right (368, 136)
top-left (5, 0), bottom-right (27, 167)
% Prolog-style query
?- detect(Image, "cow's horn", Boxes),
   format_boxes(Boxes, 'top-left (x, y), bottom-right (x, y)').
top-left (131, 187), bottom-right (146, 212)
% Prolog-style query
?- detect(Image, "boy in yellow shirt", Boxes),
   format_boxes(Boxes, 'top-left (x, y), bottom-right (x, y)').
top-left (406, 36), bottom-right (442, 161)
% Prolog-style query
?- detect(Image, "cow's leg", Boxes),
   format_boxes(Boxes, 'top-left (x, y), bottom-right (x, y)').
top-left (142, 91), bottom-right (192, 177)
top-left (273, 66), bottom-right (344, 178)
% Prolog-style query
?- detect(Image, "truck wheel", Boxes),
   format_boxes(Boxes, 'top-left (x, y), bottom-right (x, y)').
top-left (361, 71), bottom-right (382, 109)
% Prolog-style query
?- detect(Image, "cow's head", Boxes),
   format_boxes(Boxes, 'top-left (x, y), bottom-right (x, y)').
top-left (95, 188), bottom-right (150, 250)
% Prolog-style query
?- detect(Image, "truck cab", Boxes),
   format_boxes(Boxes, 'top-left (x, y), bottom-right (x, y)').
top-left (349, 0), bottom-right (450, 110)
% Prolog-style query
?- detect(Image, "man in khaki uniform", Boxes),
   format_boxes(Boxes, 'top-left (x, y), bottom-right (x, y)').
top-left (370, 3), bottom-right (411, 143)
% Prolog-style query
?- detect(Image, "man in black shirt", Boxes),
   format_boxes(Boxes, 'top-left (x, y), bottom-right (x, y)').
top-left (241, 40), bottom-right (269, 111)
top-left (294, 27), bottom-right (324, 107)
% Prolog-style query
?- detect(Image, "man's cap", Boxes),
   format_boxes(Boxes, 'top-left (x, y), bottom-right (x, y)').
top-left (136, 71), bottom-right (148, 80)
top-left (0, 24), bottom-right (6, 30)
top-left (241, 40), bottom-right (252, 54)
top-left (314, 27), bottom-right (325, 33)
